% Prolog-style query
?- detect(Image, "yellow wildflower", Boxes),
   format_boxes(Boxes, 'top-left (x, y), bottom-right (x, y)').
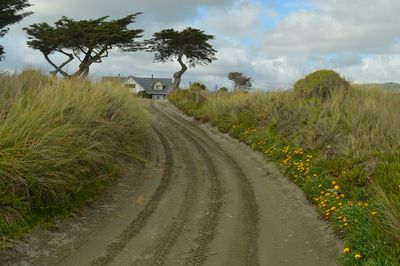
top-left (371, 211), bottom-right (377, 216)
top-left (354, 254), bottom-right (362, 260)
top-left (343, 247), bottom-right (350, 254)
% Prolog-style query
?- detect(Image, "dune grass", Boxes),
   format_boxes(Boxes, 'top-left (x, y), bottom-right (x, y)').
top-left (169, 87), bottom-right (400, 265)
top-left (0, 70), bottom-right (148, 243)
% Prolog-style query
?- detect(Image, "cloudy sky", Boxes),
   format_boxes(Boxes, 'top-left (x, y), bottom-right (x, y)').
top-left (1, 0), bottom-right (400, 89)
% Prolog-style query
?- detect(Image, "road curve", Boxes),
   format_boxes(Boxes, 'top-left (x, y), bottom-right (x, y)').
top-left (2, 100), bottom-right (341, 266)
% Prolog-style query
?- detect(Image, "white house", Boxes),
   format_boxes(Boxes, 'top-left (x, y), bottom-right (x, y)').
top-left (102, 75), bottom-right (173, 99)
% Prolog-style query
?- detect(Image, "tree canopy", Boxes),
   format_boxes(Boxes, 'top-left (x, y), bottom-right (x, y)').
top-left (146, 27), bottom-right (217, 91)
top-left (228, 72), bottom-right (252, 91)
top-left (190, 81), bottom-right (207, 91)
top-left (0, 0), bottom-right (32, 60)
top-left (24, 13), bottom-right (143, 78)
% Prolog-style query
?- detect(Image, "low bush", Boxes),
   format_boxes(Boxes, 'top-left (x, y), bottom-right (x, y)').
top-left (294, 69), bottom-right (350, 99)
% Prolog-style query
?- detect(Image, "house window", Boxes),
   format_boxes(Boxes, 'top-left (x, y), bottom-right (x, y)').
top-left (154, 81), bottom-right (163, 90)
top-left (125, 84), bottom-right (136, 88)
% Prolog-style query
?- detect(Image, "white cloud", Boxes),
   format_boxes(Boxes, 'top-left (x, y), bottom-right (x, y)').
top-left (341, 55), bottom-right (400, 83)
top-left (201, 1), bottom-right (262, 38)
top-left (259, 0), bottom-right (400, 56)
top-left (251, 57), bottom-right (301, 88)
top-left (2, 0), bottom-right (400, 90)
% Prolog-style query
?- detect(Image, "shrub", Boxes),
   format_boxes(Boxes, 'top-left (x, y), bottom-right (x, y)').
top-left (294, 70), bottom-right (350, 98)
top-left (189, 82), bottom-right (207, 91)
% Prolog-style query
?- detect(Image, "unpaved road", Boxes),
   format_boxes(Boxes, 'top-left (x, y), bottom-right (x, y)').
top-left (1, 101), bottom-right (341, 265)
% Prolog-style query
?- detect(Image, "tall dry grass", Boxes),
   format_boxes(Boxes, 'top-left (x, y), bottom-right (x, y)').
top-left (169, 85), bottom-right (400, 265)
top-left (200, 87), bottom-right (400, 158)
top-left (0, 70), bottom-right (148, 234)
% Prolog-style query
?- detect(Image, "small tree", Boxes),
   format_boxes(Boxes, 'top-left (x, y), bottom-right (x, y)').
top-left (0, 0), bottom-right (32, 60)
top-left (190, 82), bottom-right (207, 91)
top-left (146, 27), bottom-right (217, 91)
top-left (228, 72), bottom-right (252, 91)
top-left (24, 13), bottom-right (143, 78)
top-left (189, 82), bottom-right (207, 104)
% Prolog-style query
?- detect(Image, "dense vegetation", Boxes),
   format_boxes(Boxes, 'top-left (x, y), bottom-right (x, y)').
top-left (24, 13), bottom-right (144, 78)
top-left (0, 0), bottom-right (32, 60)
top-left (169, 71), bottom-right (400, 265)
top-left (0, 70), bottom-right (148, 242)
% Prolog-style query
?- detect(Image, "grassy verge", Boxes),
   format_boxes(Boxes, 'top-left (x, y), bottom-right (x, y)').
top-left (0, 70), bottom-right (148, 244)
top-left (169, 87), bottom-right (400, 265)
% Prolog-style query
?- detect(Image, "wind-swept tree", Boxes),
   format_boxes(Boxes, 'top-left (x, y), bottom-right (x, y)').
top-left (146, 27), bottom-right (217, 91)
top-left (228, 72), bottom-right (252, 91)
top-left (0, 0), bottom-right (32, 60)
top-left (24, 13), bottom-right (143, 78)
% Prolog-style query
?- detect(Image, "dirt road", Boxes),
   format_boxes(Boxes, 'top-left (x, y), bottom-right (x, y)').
top-left (3, 101), bottom-right (341, 265)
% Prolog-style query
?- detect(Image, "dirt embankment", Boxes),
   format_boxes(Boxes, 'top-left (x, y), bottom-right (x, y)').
top-left (1, 101), bottom-right (341, 265)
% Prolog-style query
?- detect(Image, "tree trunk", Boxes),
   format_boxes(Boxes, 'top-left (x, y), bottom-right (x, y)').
top-left (44, 53), bottom-right (72, 78)
top-left (72, 47), bottom-right (106, 79)
top-left (170, 54), bottom-right (187, 91)
top-left (195, 88), bottom-right (200, 104)
top-left (72, 64), bottom-right (90, 78)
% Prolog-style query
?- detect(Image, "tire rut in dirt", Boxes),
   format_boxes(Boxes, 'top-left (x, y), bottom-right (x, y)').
top-left (149, 103), bottom-right (224, 265)
top-left (134, 106), bottom-right (200, 265)
top-left (90, 127), bottom-right (173, 266)
top-left (154, 102), bottom-right (260, 265)
top-left (183, 133), bottom-right (223, 266)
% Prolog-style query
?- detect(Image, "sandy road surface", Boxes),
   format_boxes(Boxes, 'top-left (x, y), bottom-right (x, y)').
top-left (2, 101), bottom-right (341, 265)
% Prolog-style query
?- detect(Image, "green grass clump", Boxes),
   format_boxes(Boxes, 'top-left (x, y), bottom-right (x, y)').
top-left (0, 70), bottom-right (148, 240)
top-left (168, 77), bottom-right (400, 265)
top-left (294, 69), bottom-right (350, 98)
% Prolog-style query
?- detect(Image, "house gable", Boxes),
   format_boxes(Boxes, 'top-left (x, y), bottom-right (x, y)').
top-left (125, 76), bottom-right (145, 93)
top-left (153, 81), bottom-right (164, 91)
top-left (132, 77), bottom-right (172, 95)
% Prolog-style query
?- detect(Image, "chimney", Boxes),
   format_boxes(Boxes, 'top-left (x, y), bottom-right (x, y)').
top-left (151, 74), bottom-right (154, 83)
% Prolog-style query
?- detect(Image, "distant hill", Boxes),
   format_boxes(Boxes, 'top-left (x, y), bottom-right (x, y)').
top-left (358, 82), bottom-right (400, 91)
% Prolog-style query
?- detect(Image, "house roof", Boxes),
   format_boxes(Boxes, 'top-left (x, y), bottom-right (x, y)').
top-left (102, 75), bottom-right (173, 95)
top-left (133, 76), bottom-right (172, 95)
top-left (102, 76), bottom-right (128, 82)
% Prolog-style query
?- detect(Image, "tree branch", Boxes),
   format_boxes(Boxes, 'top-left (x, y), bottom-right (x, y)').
top-left (44, 52), bottom-right (71, 77)
top-left (73, 50), bottom-right (82, 62)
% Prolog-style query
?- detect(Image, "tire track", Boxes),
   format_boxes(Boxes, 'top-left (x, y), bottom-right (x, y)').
top-left (133, 105), bottom-right (200, 265)
top-left (155, 102), bottom-right (260, 265)
top-left (150, 102), bottom-right (224, 265)
top-left (183, 134), bottom-right (223, 266)
top-left (90, 127), bottom-right (173, 266)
